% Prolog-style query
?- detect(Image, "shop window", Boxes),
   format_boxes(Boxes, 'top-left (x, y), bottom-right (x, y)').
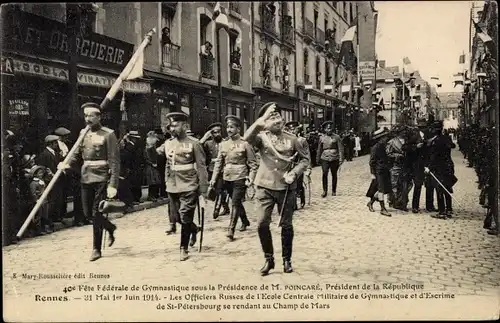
top-left (181, 93), bottom-right (190, 116)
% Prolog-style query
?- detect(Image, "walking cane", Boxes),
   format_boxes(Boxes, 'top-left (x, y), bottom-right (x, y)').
top-left (16, 28), bottom-right (157, 239)
top-left (197, 199), bottom-right (205, 252)
top-left (428, 170), bottom-right (464, 209)
top-left (307, 179), bottom-right (312, 206)
top-left (278, 184), bottom-right (290, 228)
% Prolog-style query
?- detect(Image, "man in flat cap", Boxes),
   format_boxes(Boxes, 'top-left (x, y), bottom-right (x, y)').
top-left (36, 134), bottom-right (64, 225)
top-left (157, 112), bottom-right (208, 261)
top-left (200, 122), bottom-right (230, 218)
top-left (211, 115), bottom-right (258, 241)
top-left (58, 102), bottom-right (120, 261)
top-left (285, 121), bottom-right (312, 209)
top-left (316, 121), bottom-right (344, 198)
top-left (54, 127), bottom-right (74, 222)
top-left (244, 102), bottom-right (310, 275)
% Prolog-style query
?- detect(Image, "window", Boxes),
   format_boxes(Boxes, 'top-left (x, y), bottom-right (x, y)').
top-left (349, 3), bottom-right (354, 23)
top-left (343, 2), bottom-right (348, 20)
top-left (301, 3), bottom-right (306, 22)
top-left (313, 9), bottom-right (318, 37)
top-left (162, 5), bottom-right (176, 44)
top-left (331, 2), bottom-right (338, 9)
top-left (325, 61), bottom-right (331, 83)
top-left (304, 49), bottom-right (309, 84)
top-left (324, 14), bottom-right (329, 31)
top-left (200, 14), bottom-right (210, 45)
top-left (316, 56), bottom-right (321, 89)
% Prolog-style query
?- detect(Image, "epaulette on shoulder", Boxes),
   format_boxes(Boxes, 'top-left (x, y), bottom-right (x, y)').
top-left (101, 127), bottom-right (114, 133)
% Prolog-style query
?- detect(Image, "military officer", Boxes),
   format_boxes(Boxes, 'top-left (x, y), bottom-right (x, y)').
top-left (211, 115), bottom-right (258, 241)
top-left (58, 102), bottom-right (119, 262)
top-left (284, 121), bottom-right (312, 209)
top-left (157, 112), bottom-right (208, 261)
top-left (200, 122), bottom-right (230, 218)
top-left (316, 121), bottom-right (344, 198)
top-left (243, 102), bottom-right (310, 276)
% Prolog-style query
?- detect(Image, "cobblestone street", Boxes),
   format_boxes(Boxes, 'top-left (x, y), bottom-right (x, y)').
top-left (4, 150), bottom-right (499, 321)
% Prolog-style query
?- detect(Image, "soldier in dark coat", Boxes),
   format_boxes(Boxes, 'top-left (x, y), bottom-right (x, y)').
top-left (244, 102), bottom-right (310, 276)
top-left (59, 102), bottom-right (120, 262)
top-left (126, 131), bottom-right (144, 203)
top-left (285, 121), bottom-right (312, 209)
top-left (366, 128), bottom-right (392, 216)
top-left (425, 121), bottom-right (457, 219)
top-left (200, 122), bottom-right (230, 217)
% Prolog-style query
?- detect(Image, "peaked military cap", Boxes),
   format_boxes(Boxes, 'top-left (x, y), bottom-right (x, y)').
top-left (284, 121), bottom-right (300, 129)
top-left (207, 122), bottom-right (223, 130)
top-left (225, 115), bottom-right (242, 127)
top-left (321, 121), bottom-right (334, 129)
top-left (45, 134), bottom-right (60, 143)
top-left (81, 102), bottom-right (101, 113)
top-left (54, 127), bottom-right (71, 136)
top-left (258, 101), bottom-right (281, 118)
top-left (166, 112), bottom-right (189, 123)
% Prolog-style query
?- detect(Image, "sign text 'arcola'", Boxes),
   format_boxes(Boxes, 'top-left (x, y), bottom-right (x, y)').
top-left (2, 57), bottom-right (151, 94)
top-left (1, 8), bottom-right (133, 70)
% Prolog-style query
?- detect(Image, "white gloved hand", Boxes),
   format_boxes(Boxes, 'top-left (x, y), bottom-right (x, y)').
top-left (371, 174), bottom-right (376, 180)
top-left (305, 175), bottom-right (311, 184)
top-left (424, 167), bottom-right (430, 174)
top-left (283, 172), bottom-right (296, 185)
top-left (57, 162), bottom-right (70, 171)
top-left (107, 186), bottom-right (117, 199)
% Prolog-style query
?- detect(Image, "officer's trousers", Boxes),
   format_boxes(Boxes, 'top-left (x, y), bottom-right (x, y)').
top-left (167, 191), bottom-right (199, 250)
top-left (296, 175), bottom-right (306, 205)
top-left (224, 179), bottom-right (249, 232)
top-left (208, 171), bottom-right (229, 211)
top-left (81, 182), bottom-right (116, 251)
top-left (255, 187), bottom-right (295, 261)
top-left (321, 159), bottom-right (340, 193)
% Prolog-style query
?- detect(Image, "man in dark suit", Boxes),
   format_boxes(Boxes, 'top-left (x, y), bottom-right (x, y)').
top-left (36, 135), bottom-right (64, 224)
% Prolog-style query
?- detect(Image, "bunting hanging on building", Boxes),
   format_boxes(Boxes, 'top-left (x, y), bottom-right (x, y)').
top-left (120, 88), bottom-right (127, 121)
top-left (213, 2), bottom-right (222, 20)
top-left (472, 18), bottom-right (493, 44)
top-left (337, 17), bottom-right (357, 70)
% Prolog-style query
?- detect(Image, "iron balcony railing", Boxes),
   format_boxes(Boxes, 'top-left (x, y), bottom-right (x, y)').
top-left (281, 19), bottom-right (295, 45)
top-left (230, 66), bottom-right (241, 85)
top-left (200, 54), bottom-right (215, 79)
top-left (162, 43), bottom-right (181, 69)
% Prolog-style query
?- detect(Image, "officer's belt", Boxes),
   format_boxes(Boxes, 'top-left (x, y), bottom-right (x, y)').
top-left (225, 163), bottom-right (246, 170)
top-left (83, 160), bottom-right (108, 166)
top-left (171, 163), bottom-right (195, 171)
top-left (211, 158), bottom-right (218, 162)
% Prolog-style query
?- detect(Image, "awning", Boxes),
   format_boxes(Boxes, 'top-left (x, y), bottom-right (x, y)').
top-left (363, 80), bottom-right (372, 86)
top-left (144, 69), bottom-right (211, 90)
top-left (384, 78), bottom-right (395, 83)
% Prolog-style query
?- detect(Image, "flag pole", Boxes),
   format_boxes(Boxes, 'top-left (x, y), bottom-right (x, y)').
top-left (16, 28), bottom-right (157, 239)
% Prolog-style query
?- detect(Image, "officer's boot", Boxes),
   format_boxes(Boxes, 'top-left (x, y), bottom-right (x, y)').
top-left (239, 207), bottom-right (250, 232)
top-left (299, 189), bottom-right (306, 208)
top-left (258, 225), bottom-right (274, 276)
top-left (281, 226), bottom-right (294, 273)
top-left (226, 206), bottom-right (237, 241)
top-left (189, 223), bottom-right (200, 247)
top-left (379, 201), bottom-right (392, 217)
top-left (165, 223), bottom-right (176, 235)
top-left (367, 197), bottom-right (376, 212)
top-left (180, 224), bottom-right (191, 261)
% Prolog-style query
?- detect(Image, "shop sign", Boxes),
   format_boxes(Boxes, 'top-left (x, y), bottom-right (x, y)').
top-left (2, 8), bottom-right (133, 70)
top-left (359, 61), bottom-right (376, 80)
top-left (8, 99), bottom-right (31, 116)
top-left (2, 57), bottom-right (151, 93)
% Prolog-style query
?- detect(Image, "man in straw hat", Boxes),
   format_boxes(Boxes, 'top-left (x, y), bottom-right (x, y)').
top-left (366, 127), bottom-right (392, 216)
top-left (243, 102), bottom-right (310, 275)
top-left (156, 112), bottom-right (208, 261)
top-left (316, 120), bottom-right (344, 198)
top-left (210, 115), bottom-right (258, 241)
top-left (58, 102), bottom-right (119, 261)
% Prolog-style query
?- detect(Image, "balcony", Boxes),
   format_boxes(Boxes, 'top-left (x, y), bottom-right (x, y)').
top-left (162, 43), bottom-right (181, 70)
top-left (302, 18), bottom-right (314, 43)
top-left (230, 66), bottom-right (241, 86)
top-left (200, 54), bottom-right (215, 79)
top-left (262, 9), bottom-right (277, 37)
top-left (315, 28), bottom-right (325, 51)
top-left (281, 17), bottom-right (295, 49)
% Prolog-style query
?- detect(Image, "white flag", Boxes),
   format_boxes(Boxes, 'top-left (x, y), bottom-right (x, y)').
top-left (125, 51), bottom-right (144, 80)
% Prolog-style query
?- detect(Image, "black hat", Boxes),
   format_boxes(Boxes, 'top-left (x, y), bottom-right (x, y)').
top-left (166, 112), bottom-right (189, 123)
top-left (81, 102), bottom-right (101, 113)
top-left (257, 102), bottom-right (281, 118)
top-left (225, 115), bottom-right (242, 127)
top-left (432, 120), bottom-right (443, 129)
top-left (321, 121), bottom-right (334, 129)
top-left (416, 119), bottom-right (427, 127)
top-left (391, 125), bottom-right (405, 134)
top-left (207, 122), bottom-right (223, 131)
top-left (284, 121), bottom-right (300, 129)
top-left (372, 128), bottom-right (390, 140)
